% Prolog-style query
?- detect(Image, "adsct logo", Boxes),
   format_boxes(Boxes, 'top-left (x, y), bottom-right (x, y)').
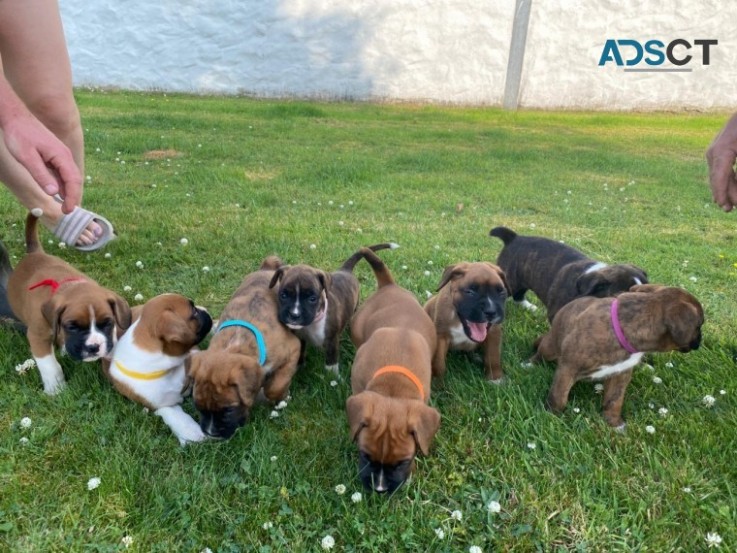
top-left (599, 39), bottom-right (718, 72)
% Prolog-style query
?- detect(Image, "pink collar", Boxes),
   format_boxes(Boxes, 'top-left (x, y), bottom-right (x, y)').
top-left (610, 299), bottom-right (639, 354)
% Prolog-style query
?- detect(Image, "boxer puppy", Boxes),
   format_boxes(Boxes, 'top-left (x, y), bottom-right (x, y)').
top-left (529, 284), bottom-right (703, 429)
top-left (103, 294), bottom-right (213, 445)
top-left (183, 256), bottom-right (301, 439)
top-left (489, 226), bottom-right (648, 321)
top-left (424, 262), bottom-right (509, 382)
top-left (269, 242), bottom-right (398, 376)
top-left (7, 211), bottom-right (131, 395)
top-left (347, 248), bottom-right (440, 494)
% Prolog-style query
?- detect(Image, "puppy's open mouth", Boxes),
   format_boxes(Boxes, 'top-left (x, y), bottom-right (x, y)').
top-left (286, 323), bottom-right (305, 330)
top-left (461, 319), bottom-right (491, 343)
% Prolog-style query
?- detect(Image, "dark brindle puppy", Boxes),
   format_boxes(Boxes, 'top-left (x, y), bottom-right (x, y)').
top-left (490, 226), bottom-right (648, 321)
top-left (184, 256), bottom-right (301, 439)
top-left (269, 242), bottom-right (398, 375)
top-left (529, 284), bottom-right (703, 429)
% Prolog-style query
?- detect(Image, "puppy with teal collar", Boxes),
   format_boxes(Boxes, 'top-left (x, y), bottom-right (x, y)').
top-left (184, 257), bottom-right (301, 439)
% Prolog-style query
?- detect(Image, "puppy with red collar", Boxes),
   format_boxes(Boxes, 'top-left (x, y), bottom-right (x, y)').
top-left (103, 294), bottom-right (213, 445)
top-left (347, 248), bottom-right (440, 494)
top-left (529, 284), bottom-right (703, 428)
top-left (269, 242), bottom-right (398, 376)
top-left (7, 211), bottom-right (131, 395)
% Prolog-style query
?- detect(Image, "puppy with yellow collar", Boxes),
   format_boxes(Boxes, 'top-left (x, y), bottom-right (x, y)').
top-left (347, 248), bottom-right (440, 494)
top-left (103, 294), bottom-right (213, 445)
top-left (7, 211), bottom-right (131, 395)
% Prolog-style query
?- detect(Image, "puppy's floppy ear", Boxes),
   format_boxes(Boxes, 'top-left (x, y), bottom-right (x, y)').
top-left (484, 262), bottom-right (511, 295)
top-left (269, 266), bottom-right (288, 289)
top-left (346, 392), bottom-right (374, 442)
top-left (663, 291), bottom-right (704, 347)
top-left (156, 310), bottom-right (193, 343)
top-left (181, 353), bottom-right (198, 396)
top-left (409, 403), bottom-right (441, 456)
top-left (41, 299), bottom-right (64, 345)
top-left (629, 283), bottom-right (666, 294)
top-left (437, 264), bottom-right (465, 291)
top-left (233, 357), bottom-right (264, 408)
top-left (317, 270), bottom-right (332, 293)
top-left (108, 293), bottom-right (132, 333)
top-left (575, 271), bottom-right (611, 297)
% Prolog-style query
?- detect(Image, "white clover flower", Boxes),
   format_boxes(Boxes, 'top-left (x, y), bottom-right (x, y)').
top-left (134, 294), bottom-right (144, 302)
top-left (121, 536), bottom-right (133, 548)
top-left (20, 417), bottom-right (32, 429)
top-left (682, 487), bottom-right (692, 493)
top-left (434, 528), bottom-right (445, 539)
top-left (15, 359), bottom-right (35, 374)
top-left (665, 362), bottom-right (674, 368)
top-left (527, 442), bottom-right (536, 450)
top-left (572, 407), bottom-right (581, 414)
top-left (275, 400), bottom-right (288, 410)
top-left (87, 477), bottom-right (101, 490)
top-left (104, 252), bottom-right (112, 259)
top-left (19, 437), bottom-right (29, 445)
top-left (292, 200), bottom-right (297, 205)
top-left (58, 242), bottom-right (67, 249)
top-left (123, 285), bottom-right (132, 292)
top-left (594, 383), bottom-right (604, 394)
top-left (425, 290), bottom-right (433, 299)
top-left (488, 500), bottom-right (501, 513)
top-left (424, 270), bottom-right (431, 276)
top-left (310, 244), bottom-right (317, 250)
top-left (180, 238), bottom-right (189, 246)
top-left (135, 261), bottom-right (144, 269)
top-left (652, 376), bottom-right (663, 385)
top-left (648, 402), bottom-right (655, 410)
top-left (706, 532), bottom-right (722, 548)
top-left (719, 389), bottom-right (727, 395)
top-left (451, 510), bottom-right (463, 521)
top-left (270, 456), bottom-right (277, 462)
top-left (427, 260), bottom-right (433, 266)
top-left (269, 410), bottom-right (280, 419)
top-left (200, 549), bottom-right (213, 553)
top-left (351, 492), bottom-right (362, 503)
top-left (330, 380), bottom-right (338, 387)
top-left (529, 223), bottom-right (536, 229)
top-left (321, 535), bottom-right (335, 550)
top-left (402, 265), bottom-right (408, 270)
top-left (703, 395), bottom-right (716, 408)
top-left (202, 266), bottom-right (210, 272)
top-left (689, 276), bottom-right (698, 282)
top-left (645, 425), bottom-right (655, 434)
top-left (335, 484), bottom-right (346, 495)
top-left (328, 201), bottom-right (334, 206)
top-left (348, 200), bottom-right (354, 205)
top-left (262, 522), bottom-right (273, 530)
top-left (338, 221), bottom-right (344, 226)
top-left (658, 408), bottom-right (668, 417)
top-left (469, 546), bottom-right (483, 553)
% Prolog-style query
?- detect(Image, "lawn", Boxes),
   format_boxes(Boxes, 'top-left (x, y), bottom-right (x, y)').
top-left (1, 90), bottom-right (735, 552)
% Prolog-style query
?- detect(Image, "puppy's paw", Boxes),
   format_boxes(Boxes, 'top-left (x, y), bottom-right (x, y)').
top-left (516, 299), bottom-right (538, 312)
top-left (487, 376), bottom-right (506, 385)
top-left (325, 363), bottom-right (340, 377)
top-left (614, 423), bottom-right (627, 433)
top-left (43, 380), bottom-right (67, 396)
top-left (155, 406), bottom-right (208, 445)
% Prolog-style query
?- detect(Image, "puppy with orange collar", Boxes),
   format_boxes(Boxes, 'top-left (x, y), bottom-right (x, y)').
top-left (103, 294), bottom-right (213, 445)
top-left (347, 248), bottom-right (440, 494)
top-left (7, 211), bottom-right (131, 395)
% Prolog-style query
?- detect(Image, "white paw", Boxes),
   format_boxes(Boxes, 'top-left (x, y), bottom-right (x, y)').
top-left (520, 361), bottom-right (533, 369)
top-left (516, 299), bottom-right (538, 312)
top-left (325, 363), bottom-right (340, 377)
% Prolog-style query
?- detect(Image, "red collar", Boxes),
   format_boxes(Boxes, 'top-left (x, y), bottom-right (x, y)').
top-left (28, 277), bottom-right (87, 295)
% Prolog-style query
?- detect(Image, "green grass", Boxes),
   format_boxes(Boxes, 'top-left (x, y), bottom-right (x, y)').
top-left (1, 90), bottom-right (736, 552)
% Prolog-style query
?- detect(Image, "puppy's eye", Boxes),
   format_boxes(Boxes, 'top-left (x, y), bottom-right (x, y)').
top-left (463, 288), bottom-right (476, 296)
top-left (308, 294), bottom-right (319, 304)
top-left (98, 319), bottom-right (114, 330)
top-left (279, 291), bottom-right (289, 300)
top-left (496, 285), bottom-right (506, 296)
top-left (64, 322), bottom-right (81, 332)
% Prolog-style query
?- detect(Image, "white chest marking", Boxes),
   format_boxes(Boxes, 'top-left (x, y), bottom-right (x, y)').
top-left (588, 352), bottom-right (644, 380)
top-left (300, 315), bottom-right (328, 347)
top-left (448, 322), bottom-right (476, 349)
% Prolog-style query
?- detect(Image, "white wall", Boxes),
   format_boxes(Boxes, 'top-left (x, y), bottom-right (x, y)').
top-left (60, 0), bottom-right (737, 110)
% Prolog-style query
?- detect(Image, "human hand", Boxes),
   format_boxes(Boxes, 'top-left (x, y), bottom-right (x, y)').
top-left (705, 113), bottom-right (737, 212)
top-left (2, 108), bottom-right (82, 214)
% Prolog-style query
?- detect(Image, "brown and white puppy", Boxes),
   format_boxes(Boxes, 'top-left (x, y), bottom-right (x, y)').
top-left (424, 262), bottom-right (509, 382)
top-left (490, 226), bottom-right (648, 321)
top-left (347, 248), bottom-right (440, 494)
top-left (7, 211), bottom-right (131, 395)
top-left (528, 284), bottom-right (704, 429)
top-left (184, 257), bottom-right (301, 440)
top-left (269, 242), bottom-right (398, 376)
top-left (103, 294), bottom-right (213, 445)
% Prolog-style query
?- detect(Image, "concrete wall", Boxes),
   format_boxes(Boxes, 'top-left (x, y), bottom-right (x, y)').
top-left (60, 0), bottom-right (737, 110)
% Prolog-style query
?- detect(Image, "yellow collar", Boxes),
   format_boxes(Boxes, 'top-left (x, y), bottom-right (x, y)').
top-left (114, 360), bottom-right (172, 381)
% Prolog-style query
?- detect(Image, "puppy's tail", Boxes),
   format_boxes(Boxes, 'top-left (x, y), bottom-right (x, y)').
top-left (25, 209), bottom-right (45, 254)
top-left (489, 226), bottom-right (517, 245)
top-left (359, 247), bottom-right (395, 289)
top-left (260, 255), bottom-right (283, 271)
top-left (339, 242), bottom-right (399, 273)
top-left (0, 239), bottom-right (23, 331)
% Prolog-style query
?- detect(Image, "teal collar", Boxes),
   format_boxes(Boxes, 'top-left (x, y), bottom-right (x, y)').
top-left (217, 319), bottom-right (267, 365)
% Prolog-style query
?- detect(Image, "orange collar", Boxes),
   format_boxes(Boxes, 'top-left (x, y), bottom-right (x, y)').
top-left (28, 277), bottom-right (86, 294)
top-left (371, 365), bottom-right (426, 401)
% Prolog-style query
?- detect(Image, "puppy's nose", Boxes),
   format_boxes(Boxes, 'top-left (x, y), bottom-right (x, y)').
top-left (87, 344), bottom-right (100, 354)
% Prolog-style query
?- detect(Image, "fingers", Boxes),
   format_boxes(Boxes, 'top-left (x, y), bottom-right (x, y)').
top-left (39, 147), bottom-right (83, 214)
